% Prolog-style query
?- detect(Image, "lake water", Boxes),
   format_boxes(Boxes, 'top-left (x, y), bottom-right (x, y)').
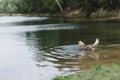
top-left (0, 16), bottom-right (120, 80)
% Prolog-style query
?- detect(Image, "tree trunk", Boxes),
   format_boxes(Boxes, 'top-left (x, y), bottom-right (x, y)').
top-left (55, 0), bottom-right (63, 13)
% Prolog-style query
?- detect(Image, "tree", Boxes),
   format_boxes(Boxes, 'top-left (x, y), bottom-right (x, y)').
top-left (0, 0), bottom-right (20, 14)
top-left (43, 0), bottom-right (64, 13)
top-left (0, 0), bottom-right (120, 16)
top-left (99, 0), bottom-right (120, 10)
top-left (19, 0), bottom-right (44, 13)
top-left (55, 0), bottom-right (63, 13)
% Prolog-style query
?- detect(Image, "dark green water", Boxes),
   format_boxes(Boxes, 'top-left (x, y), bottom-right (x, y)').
top-left (0, 16), bottom-right (120, 80)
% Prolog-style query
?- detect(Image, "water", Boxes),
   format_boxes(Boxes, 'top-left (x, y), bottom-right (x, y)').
top-left (0, 16), bottom-right (120, 80)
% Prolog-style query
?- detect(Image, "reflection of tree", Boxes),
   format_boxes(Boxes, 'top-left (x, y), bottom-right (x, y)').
top-left (25, 30), bottom-right (82, 72)
top-left (24, 21), bottom-right (120, 73)
top-left (15, 18), bottom-right (65, 26)
top-left (25, 30), bottom-right (60, 62)
top-left (39, 30), bottom-right (60, 49)
top-left (25, 22), bottom-right (120, 62)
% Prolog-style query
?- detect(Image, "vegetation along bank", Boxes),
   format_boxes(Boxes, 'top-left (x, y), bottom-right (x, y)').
top-left (0, 0), bottom-right (120, 18)
top-left (53, 62), bottom-right (120, 80)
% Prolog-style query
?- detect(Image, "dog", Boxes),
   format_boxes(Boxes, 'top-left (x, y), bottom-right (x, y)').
top-left (78, 38), bottom-right (99, 51)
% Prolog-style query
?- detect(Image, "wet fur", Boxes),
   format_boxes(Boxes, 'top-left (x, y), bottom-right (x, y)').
top-left (78, 38), bottom-right (99, 51)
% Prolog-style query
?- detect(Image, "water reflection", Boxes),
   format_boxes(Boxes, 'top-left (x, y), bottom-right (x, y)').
top-left (0, 16), bottom-right (120, 80)
top-left (24, 21), bottom-right (120, 73)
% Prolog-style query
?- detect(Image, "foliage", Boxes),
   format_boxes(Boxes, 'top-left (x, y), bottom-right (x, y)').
top-left (99, 0), bottom-right (120, 10)
top-left (43, 0), bottom-right (63, 14)
top-left (53, 62), bottom-right (120, 80)
top-left (0, 0), bottom-right (120, 17)
top-left (0, 0), bottom-right (19, 14)
top-left (19, 0), bottom-right (44, 13)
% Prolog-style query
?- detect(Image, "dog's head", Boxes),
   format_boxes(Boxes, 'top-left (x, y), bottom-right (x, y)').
top-left (78, 40), bottom-right (85, 47)
top-left (78, 40), bottom-right (85, 48)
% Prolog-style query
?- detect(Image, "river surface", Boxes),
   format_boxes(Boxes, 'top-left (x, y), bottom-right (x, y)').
top-left (0, 16), bottom-right (120, 80)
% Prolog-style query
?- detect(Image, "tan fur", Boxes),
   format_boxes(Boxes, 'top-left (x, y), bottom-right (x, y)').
top-left (78, 38), bottom-right (99, 51)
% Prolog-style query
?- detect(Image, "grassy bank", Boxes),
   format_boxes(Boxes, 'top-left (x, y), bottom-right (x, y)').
top-left (53, 62), bottom-right (120, 80)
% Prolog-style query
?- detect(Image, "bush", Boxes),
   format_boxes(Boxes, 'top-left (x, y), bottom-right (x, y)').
top-left (90, 8), bottom-right (117, 18)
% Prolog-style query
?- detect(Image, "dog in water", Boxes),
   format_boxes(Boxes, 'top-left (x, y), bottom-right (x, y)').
top-left (78, 38), bottom-right (100, 60)
top-left (78, 38), bottom-right (99, 51)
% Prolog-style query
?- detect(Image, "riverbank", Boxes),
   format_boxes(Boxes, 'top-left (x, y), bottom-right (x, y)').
top-left (0, 9), bottom-right (120, 20)
top-left (0, 13), bottom-right (120, 23)
top-left (62, 9), bottom-right (120, 21)
top-left (0, 10), bottom-right (120, 22)
top-left (53, 62), bottom-right (120, 80)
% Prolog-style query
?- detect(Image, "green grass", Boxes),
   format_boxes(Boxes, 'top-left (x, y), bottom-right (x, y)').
top-left (53, 62), bottom-right (120, 80)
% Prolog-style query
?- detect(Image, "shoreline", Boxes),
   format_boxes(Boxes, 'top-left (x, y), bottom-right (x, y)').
top-left (0, 13), bottom-right (120, 22)
top-left (53, 62), bottom-right (120, 80)
top-left (62, 16), bottom-right (120, 22)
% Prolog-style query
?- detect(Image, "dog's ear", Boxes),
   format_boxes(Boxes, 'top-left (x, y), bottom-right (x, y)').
top-left (93, 38), bottom-right (99, 46)
top-left (78, 40), bottom-right (85, 46)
